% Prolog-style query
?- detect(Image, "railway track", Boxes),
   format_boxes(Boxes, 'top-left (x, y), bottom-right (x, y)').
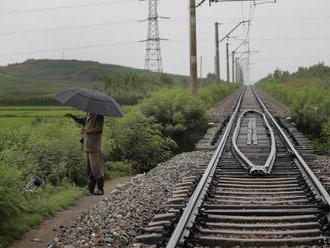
top-left (137, 86), bottom-right (330, 247)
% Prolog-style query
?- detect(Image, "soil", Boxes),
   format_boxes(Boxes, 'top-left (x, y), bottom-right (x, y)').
top-left (207, 88), bottom-right (241, 122)
top-left (9, 177), bottom-right (133, 248)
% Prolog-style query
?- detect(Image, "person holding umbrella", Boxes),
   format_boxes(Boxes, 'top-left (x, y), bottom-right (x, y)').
top-left (55, 88), bottom-right (123, 195)
top-left (65, 112), bottom-right (105, 195)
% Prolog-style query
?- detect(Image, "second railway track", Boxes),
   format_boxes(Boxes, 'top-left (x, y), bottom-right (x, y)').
top-left (138, 86), bottom-right (330, 247)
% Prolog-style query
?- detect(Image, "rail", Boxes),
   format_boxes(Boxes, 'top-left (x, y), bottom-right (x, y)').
top-left (165, 87), bottom-right (330, 247)
top-left (165, 87), bottom-right (245, 248)
top-left (252, 87), bottom-right (330, 210)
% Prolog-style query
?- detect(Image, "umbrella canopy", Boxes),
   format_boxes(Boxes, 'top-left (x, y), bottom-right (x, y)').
top-left (55, 88), bottom-right (123, 117)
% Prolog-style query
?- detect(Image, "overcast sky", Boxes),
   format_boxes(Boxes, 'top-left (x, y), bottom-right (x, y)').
top-left (1, 0), bottom-right (330, 83)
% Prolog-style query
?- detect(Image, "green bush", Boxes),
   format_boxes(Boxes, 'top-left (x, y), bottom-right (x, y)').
top-left (104, 72), bottom-right (187, 105)
top-left (198, 84), bottom-right (238, 108)
top-left (105, 161), bottom-right (134, 178)
top-left (0, 162), bottom-right (27, 232)
top-left (0, 120), bottom-right (85, 186)
top-left (0, 178), bottom-right (84, 248)
top-left (258, 64), bottom-right (330, 154)
top-left (111, 111), bottom-right (177, 172)
top-left (140, 89), bottom-right (208, 151)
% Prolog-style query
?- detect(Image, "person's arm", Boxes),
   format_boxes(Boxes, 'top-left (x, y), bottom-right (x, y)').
top-left (83, 115), bottom-right (104, 134)
top-left (65, 113), bottom-right (86, 126)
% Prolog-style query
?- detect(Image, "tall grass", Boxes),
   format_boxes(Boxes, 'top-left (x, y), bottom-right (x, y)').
top-left (258, 64), bottom-right (330, 154)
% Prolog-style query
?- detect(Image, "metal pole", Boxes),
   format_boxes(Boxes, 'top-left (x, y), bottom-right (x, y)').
top-left (200, 56), bottom-right (203, 79)
top-left (235, 58), bottom-right (239, 84)
top-left (226, 42), bottom-right (230, 83)
top-left (190, 0), bottom-right (198, 95)
top-left (215, 22), bottom-right (220, 84)
top-left (232, 51), bottom-right (235, 83)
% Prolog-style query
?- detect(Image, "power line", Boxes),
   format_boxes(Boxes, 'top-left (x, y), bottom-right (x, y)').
top-left (2, 16), bottom-right (329, 38)
top-left (0, 0), bottom-right (135, 16)
top-left (0, 41), bottom-right (140, 56)
top-left (0, 0), bottom-right (179, 16)
top-left (250, 56), bottom-right (328, 63)
top-left (0, 20), bottom-right (138, 37)
top-left (170, 36), bottom-right (330, 42)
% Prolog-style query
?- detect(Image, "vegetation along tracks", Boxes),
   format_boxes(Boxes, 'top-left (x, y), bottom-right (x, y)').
top-left (137, 86), bottom-right (330, 247)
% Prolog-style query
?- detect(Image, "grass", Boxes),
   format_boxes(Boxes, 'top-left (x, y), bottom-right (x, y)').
top-left (258, 78), bottom-right (330, 154)
top-left (105, 161), bottom-right (134, 178)
top-left (0, 106), bottom-right (83, 129)
top-left (0, 118), bottom-right (33, 129)
top-left (0, 182), bottom-right (85, 248)
top-left (0, 105), bottom-right (134, 129)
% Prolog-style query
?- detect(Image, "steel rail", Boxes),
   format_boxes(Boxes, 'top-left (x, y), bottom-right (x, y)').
top-left (165, 87), bottom-right (245, 248)
top-left (252, 87), bottom-right (330, 209)
top-left (231, 109), bottom-right (276, 175)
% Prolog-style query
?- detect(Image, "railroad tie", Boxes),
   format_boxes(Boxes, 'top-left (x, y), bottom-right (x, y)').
top-left (247, 116), bottom-right (258, 145)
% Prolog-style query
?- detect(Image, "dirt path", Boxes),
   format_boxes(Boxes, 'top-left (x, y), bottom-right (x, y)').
top-left (10, 177), bottom-right (133, 248)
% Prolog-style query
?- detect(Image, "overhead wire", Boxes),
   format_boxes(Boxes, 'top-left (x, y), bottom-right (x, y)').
top-left (0, 20), bottom-right (139, 37)
top-left (0, 40), bottom-right (140, 56)
top-left (0, 0), bottom-right (136, 16)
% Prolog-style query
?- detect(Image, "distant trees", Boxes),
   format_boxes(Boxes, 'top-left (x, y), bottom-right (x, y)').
top-left (259, 63), bottom-right (330, 84)
top-left (258, 63), bottom-right (330, 154)
top-left (104, 72), bottom-right (182, 105)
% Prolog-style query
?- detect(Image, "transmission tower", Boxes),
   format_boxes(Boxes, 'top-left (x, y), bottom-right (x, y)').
top-left (141, 0), bottom-right (167, 73)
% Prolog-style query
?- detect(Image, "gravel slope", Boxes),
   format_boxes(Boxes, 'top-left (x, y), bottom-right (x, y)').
top-left (49, 151), bottom-right (212, 248)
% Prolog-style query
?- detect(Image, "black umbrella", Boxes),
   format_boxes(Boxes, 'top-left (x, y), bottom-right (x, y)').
top-left (55, 88), bottom-right (123, 117)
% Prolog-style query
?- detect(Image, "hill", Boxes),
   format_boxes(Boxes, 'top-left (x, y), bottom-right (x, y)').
top-left (0, 59), bottom-right (190, 105)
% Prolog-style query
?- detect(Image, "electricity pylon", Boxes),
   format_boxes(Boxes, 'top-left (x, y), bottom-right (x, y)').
top-left (140, 0), bottom-right (168, 73)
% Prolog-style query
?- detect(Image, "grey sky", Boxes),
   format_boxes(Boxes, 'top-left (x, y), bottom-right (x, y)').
top-left (1, 0), bottom-right (329, 83)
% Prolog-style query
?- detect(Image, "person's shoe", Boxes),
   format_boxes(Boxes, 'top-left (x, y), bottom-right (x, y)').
top-left (95, 176), bottom-right (104, 195)
top-left (93, 189), bottom-right (104, 195)
top-left (87, 177), bottom-right (96, 194)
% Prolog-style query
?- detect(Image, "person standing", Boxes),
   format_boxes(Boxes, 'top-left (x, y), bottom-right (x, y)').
top-left (65, 113), bottom-right (105, 195)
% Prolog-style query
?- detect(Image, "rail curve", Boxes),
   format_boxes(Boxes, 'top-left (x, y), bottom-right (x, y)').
top-left (165, 86), bottom-right (330, 247)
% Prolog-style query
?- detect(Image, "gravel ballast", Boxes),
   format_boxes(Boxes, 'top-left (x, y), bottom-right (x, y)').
top-left (50, 151), bottom-right (213, 248)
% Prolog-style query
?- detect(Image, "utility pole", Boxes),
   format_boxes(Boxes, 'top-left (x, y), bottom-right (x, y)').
top-left (232, 51), bottom-right (235, 83)
top-left (214, 22), bottom-right (220, 84)
top-left (200, 56), bottom-right (203, 79)
top-left (235, 58), bottom-right (239, 83)
top-left (190, 0), bottom-right (198, 96)
top-left (226, 41), bottom-right (230, 83)
top-left (219, 21), bottom-right (249, 83)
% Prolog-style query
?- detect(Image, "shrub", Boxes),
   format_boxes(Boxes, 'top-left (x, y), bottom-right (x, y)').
top-left (0, 162), bottom-right (27, 232)
top-left (0, 120), bottom-right (85, 186)
top-left (104, 161), bottom-right (134, 178)
top-left (0, 178), bottom-right (84, 248)
top-left (258, 66), bottom-right (330, 154)
top-left (111, 111), bottom-right (177, 173)
top-left (140, 89), bottom-right (208, 151)
top-left (198, 84), bottom-right (238, 107)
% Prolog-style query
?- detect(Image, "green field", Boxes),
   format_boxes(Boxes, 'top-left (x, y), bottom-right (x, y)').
top-left (0, 106), bottom-right (84, 129)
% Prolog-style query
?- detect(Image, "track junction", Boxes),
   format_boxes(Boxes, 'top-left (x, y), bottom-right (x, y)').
top-left (137, 86), bottom-right (330, 247)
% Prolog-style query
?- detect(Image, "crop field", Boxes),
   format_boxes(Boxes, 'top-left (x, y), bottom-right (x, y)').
top-left (0, 106), bottom-right (84, 129)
